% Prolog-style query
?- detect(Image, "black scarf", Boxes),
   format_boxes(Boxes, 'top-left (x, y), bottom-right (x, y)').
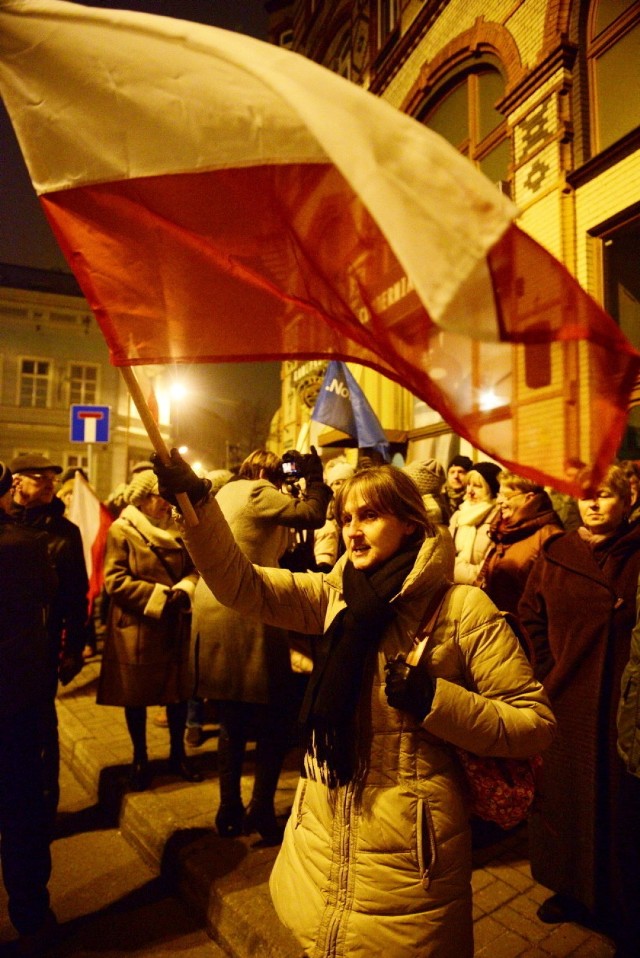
top-left (299, 543), bottom-right (420, 786)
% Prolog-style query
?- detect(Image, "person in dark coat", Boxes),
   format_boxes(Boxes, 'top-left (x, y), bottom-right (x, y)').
top-left (519, 463), bottom-right (640, 942)
top-left (476, 471), bottom-right (564, 625)
top-left (9, 453), bottom-right (90, 829)
top-left (0, 462), bottom-right (58, 952)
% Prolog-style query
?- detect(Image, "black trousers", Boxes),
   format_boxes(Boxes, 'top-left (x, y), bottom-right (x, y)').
top-left (0, 704), bottom-right (52, 935)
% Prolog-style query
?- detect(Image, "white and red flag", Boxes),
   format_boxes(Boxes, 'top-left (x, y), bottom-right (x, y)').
top-left (0, 0), bottom-right (638, 490)
top-left (68, 470), bottom-right (113, 616)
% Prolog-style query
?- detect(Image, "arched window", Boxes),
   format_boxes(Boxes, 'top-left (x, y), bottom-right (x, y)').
top-left (588, 0), bottom-right (640, 153)
top-left (420, 61), bottom-right (510, 192)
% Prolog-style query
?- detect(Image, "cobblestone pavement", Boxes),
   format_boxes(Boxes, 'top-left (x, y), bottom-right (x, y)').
top-left (56, 657), bottom-right (617, 958)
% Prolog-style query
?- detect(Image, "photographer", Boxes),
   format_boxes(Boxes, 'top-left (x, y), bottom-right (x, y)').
top-left (190, 447), bottom-right (331, 843)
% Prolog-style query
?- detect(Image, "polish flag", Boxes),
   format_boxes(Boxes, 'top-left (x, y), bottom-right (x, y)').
top-left (0, 0), bottom-right (638, 492)
top-left (68, 471), bottom-right (113, 616)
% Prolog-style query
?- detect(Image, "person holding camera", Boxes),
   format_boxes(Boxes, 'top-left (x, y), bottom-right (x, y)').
top-left (190, 447), bottom-right (331, 843)
top-left (153, 452), bottom-right (554, 958)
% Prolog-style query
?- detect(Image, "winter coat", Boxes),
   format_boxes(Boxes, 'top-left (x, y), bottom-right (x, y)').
top-left (618, 570), bottom-right (640, 778)
top-left (182, 493), bottom-right (555, 958)
top-left (11, 495), bottom-right (89, 662)
top-left (97, 505), bottom-right (198, 708)
top-left (475, 493), bottom-right (564, 618)
top-left (519, 522), bottom-right (640, 916)
top-left (191, 476), bottom-right (331, 703)
top-left (0, 514), bottom-right (57, 717)
top-left (449, 500), bottom-right (499, 584)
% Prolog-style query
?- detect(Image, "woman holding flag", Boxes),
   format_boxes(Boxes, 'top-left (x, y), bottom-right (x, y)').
top-left (153, 450), bottom-right (555, 958)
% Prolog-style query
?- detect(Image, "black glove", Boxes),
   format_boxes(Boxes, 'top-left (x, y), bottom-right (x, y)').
top-left (151, 449), bottom-right (209, 508)
top-left (384, 655), bottom-right (435, 721)
top-left (304, 445), bottom-right (324, 484)
top-left (163, 589), bottom-right (190, 614)
top-left (59, 651), bottom-right (83, 687)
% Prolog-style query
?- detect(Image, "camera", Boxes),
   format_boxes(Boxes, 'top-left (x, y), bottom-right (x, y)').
top-left (280, 450), bottom-right (305, 480)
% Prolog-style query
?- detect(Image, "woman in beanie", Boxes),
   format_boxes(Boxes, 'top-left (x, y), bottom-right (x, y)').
top-left (97, 469), bottom-right (201, 790)
top-left (449, 462), bottom-right (501, 584)
top-left (153, 454), bottom-right (555, 958)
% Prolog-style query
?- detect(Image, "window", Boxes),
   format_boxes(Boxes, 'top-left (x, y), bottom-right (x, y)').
top-left (68, 363), bottom-right (99, 404)
top-left (376, 0), bottom-right (400, 50)
top-left (19, 358), bottom-right (51, 407)
top-left (420, 61), bottom-right (510, 191)
top-left (588, 0), bottom-right (640, 152)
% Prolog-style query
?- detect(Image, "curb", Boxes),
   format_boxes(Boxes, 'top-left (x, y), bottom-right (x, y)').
top-left (55, 689), bottom-right (301, 958)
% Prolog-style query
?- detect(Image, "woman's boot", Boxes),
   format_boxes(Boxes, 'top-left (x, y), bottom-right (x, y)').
top-left (125, 706), bottom-right (150, 791)
top-left (167, 701), bottom-right (203, 782)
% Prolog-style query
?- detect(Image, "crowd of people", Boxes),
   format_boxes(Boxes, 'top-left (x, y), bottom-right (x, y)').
top-left (2, 443), bottom-right (640, 958)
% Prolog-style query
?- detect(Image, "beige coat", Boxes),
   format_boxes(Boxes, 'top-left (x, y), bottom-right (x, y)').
top-left (97, 505), bottom-right (197, 707)
top-left (191, 476), bottom-right (330, 702)
top-left (183, 495), bottom-right (555, 958)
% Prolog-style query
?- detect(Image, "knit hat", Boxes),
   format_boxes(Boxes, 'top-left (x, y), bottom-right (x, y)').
top-left (471, 462), bottom-right (502, 498)
top-left (448, 454), bottom-right (473, 472)
top-left (9, 453), bottom-right (62, 475)
top-left (325, 459), bottom-right (355, 486)
top-left (124, 468), bottom-right (159, 506)
top-left (403, 458), bottom-right (446, 496)
top-left (130, 460), bottom-right (154, 475)
top-left (0, 462), bottom-right (13, 498)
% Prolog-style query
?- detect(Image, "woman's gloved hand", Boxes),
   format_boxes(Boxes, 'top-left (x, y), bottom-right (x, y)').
top-left (163, 589), bottom-right (190, 614)
top-left (304, 445), bottom-right (325, 485)
top-left (151, 449), bottom-right (209, 507)
top-left (384, 654), bottom-right (435, 721)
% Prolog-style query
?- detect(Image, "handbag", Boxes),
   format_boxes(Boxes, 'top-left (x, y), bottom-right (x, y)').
top-left (409, 584), bottom-right (542, 831)
top-left (454, 749), bottom-right (542, 830)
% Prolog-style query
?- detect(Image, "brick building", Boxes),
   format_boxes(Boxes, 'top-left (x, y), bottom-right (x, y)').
top-left (267, 0), bottom-right (640, 468)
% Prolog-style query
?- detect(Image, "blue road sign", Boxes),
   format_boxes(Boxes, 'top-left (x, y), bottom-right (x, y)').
top-left (70, 404), bottom-right (111, 443)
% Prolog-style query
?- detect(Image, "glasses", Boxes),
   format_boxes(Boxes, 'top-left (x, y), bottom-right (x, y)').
top-left (497, 490), bottom-right (526, 502)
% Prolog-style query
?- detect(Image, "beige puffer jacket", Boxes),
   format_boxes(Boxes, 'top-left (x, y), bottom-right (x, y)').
top-left (184, 494), bottom-right (556, 958)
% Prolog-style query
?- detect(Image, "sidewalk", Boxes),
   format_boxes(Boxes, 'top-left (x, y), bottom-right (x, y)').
top-left (57, 659), bottom-right (616, 958)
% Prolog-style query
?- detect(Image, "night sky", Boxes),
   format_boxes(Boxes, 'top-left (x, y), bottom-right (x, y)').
top-left (0, 1), bottom-right (281, 413)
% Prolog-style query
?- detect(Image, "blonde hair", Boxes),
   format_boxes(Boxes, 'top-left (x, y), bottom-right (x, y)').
top-left (334, 465), bottom-right (435, 543)
top-left (497, 470), bottom-right (544, 495)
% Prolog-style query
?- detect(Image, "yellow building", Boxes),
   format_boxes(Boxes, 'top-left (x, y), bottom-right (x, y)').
top-left (266, 0), bottom-right (640, 469)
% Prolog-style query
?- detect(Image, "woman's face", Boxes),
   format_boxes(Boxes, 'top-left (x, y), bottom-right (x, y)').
top-left (139, 492), bottom-right (172, 523)
top-left (341, 489), bottom-right (415, 571)
top-left (497, 485), bottom-right (531, 522)
top-left (578, 484), bottom-right (626, 535)
top-left (465, 473), bottom-right (490, 503)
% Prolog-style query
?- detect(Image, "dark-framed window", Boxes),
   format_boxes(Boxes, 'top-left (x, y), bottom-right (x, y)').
top-left (588, 0), bottom-right (640, 153)
top-left (419, 60), bottom-right (511, 192)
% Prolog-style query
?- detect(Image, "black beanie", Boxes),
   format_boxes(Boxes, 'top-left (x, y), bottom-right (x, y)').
top-left (472, 462), bottom-right (502, 498)
top-left (448, 454), bottom-right (473, 472)
top-left (0, 462), bottom-right (13, 498)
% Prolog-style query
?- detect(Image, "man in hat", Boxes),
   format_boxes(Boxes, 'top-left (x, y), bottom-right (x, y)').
top-left (9, 453), bottom-right (90, 829)
top-left (444, 454), bottom-right (473, 518)
top-left (0, 462), bottom-right (58, 952)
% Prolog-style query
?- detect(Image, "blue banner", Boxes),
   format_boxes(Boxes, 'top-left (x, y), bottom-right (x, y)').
top-left (311, 362), bottom-right (390, 460)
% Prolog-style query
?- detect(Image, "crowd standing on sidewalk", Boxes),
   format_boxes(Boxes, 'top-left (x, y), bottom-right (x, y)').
top-left (3, 442), bottom-right (640, 958)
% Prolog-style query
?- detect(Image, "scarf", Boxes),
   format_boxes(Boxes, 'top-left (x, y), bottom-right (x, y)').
top-left (453, 499), bottom-right (496, 564)
top-left (299, 543), bottom-right (420, 786)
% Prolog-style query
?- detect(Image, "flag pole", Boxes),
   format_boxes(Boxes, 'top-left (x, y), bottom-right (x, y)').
top-left (119, 366), bottom-right (199, 527)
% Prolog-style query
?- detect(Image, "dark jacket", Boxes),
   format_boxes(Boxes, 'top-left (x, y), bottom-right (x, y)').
top-left (519, 522), bottom-right (640, 916)
top-left (11, 496), bottom-right (89, 663)
top-left (0, 513), bottom-right (57, 716)
top-left (476, 492), bottom-right (563, 620)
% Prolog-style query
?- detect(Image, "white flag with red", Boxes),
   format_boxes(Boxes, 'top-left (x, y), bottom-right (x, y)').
top-left (0, 0), bottom-right (638, 490)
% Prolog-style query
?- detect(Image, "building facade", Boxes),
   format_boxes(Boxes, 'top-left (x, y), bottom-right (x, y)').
top-left (0, 265), bottom-right (237, 499)
top-left (266, 0), bottom-right (640, 467)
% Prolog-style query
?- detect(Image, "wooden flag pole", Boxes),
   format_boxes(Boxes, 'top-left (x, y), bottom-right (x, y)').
top-left (119, 366), bottom-right (199, 527)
